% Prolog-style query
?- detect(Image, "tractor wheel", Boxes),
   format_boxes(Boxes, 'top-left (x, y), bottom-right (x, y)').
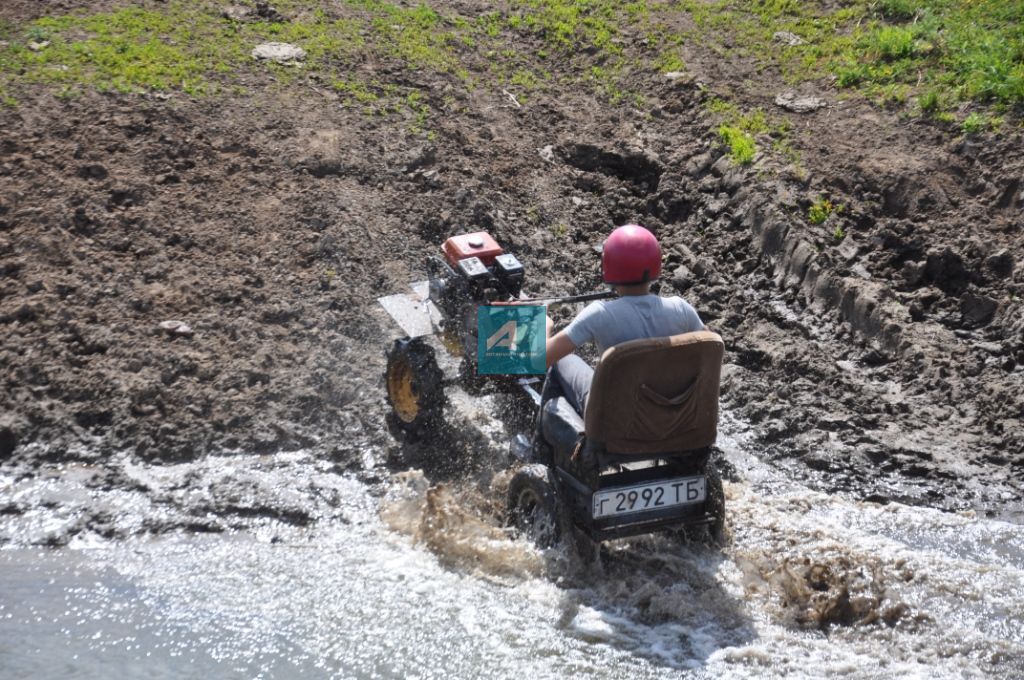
top-left (679, 463), bottom-right (727, 546)
top-left (704, 463), bottom-right (727, 545)
top-left (385, 337), bottom-right (445, 439)
top-left (506, 464), bottom-right (561, 548)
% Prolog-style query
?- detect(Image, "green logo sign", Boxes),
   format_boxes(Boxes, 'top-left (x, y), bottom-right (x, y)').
top-left (477, 305), bottom-right (546, 375)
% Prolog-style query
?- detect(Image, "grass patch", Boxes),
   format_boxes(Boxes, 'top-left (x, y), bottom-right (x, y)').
top-left (2, 7), bottom-right (233, 95)
top-left (0, 0), bottom-right (635, 109)
top-left (719, 125), bottom-right (756, 164)
top-left (6, 0), bottom-right (1014, 145)
top-left (662, 0), bottom-right (1023, 128)
top-left (705, 95), bottom-right (794, 164)
top-left (0, 3), bottom-right (373, 96)
top-left (808, 197), bottom-right (842, 225)
top-left (0, 0), bottom-right (463, 131)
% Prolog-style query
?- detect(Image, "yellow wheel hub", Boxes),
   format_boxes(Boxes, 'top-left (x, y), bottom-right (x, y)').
top-left (387, 357), bottom-right (420, 424)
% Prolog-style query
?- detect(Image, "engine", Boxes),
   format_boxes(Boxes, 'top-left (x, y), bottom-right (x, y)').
top-left (427, 231), bottom-right (525, 363)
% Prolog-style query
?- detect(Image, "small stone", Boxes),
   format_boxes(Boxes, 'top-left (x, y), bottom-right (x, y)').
top-left (851, 264), bottom-right (872, 280)
top-left (255, 1), bottom-right (285, 22)
top-left (159, 320), bottom-right (194, 337)
top-left (571, 196), bottom-right (585, 207)
top-left (664, 71), bottom-right (691, 84)
top-left (773, 31), bottom-right (805, 46)
top-left (976, 341), bottom-right (1004, 355)
top-left (222, 5), bottom-right (254, 22)
top-left (538, 145), bottom-right (555, 163)
top-left (251, 42), bottom-right (306, 64)
top-left (670, 264), bottom-right (693, 290)
top-left (27, 40), bottom-right (50, 52)
top-left (960, 292), bottom-right (998, 328)
top-left (984, 249), bottom-right (1014, 280)
top-left (0, 426), bottom-right (17, 460)
top-left (775, 92), bottom-right (826, 113)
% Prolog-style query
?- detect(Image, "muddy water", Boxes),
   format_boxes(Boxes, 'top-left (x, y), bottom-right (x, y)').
top-left (2, 423), bottom-right (1023, 679)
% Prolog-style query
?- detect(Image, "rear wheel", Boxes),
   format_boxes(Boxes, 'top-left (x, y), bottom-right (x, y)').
top-left (507, 464), bottom-right (560, 548)
top-left (673, 463), bottom-right (727, 546)
top-left (704, 463), bottom-right (727, 545)
top-left (385, 337), bottom-right (445, 439)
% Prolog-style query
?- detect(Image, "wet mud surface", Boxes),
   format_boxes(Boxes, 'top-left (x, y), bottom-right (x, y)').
top-left (2, 49), bottom-right (1020, 516)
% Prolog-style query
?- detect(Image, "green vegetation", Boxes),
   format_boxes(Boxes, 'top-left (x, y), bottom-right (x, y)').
top-left (0, 4), bottom-right (369, 97)
top-left (718, 125), bottom-right (756, 164)
top-left (0, 0), bottom-right (1018, 133)
top-left (671, 0), bottom-right (1023, 126)
top-left (0, 1), bottom-right (456, 124)
top-left (706, 96), bottom-right (794, 164)
top-left (808, 198), bottom-right (842, 225)
top-left (0, 0), bottom-right (661, 110)
top-left (1, 7), bottom-right (232, 96)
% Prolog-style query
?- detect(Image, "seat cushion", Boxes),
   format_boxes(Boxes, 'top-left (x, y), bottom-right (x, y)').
top-left (584, 331), bottom-right (723, 456)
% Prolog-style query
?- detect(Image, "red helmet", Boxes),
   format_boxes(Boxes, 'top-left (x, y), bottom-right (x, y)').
top-left (602, 224), bottom-right (662, 285)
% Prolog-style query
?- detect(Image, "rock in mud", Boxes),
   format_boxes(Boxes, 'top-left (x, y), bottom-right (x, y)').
top-left (664, 71), bottom-right (692, 85)
top-left (225, 2), bottom-right (285, 23)
top-left (158, 320), bottom-right (194, 337)
top-left (251, 43), bottom-right (306, 64)
top-left (775, 92), bottom-right (826, 113)
top-left (0, 425), bottom-right (17, 460)
top-left (984, 249), bottom-right (1014, 280)
top-left (222, 5), bottom-right (254, 22)
top-left (924, 248), bottom-right (969, 294)
top-left (773, 31), bottom-right (805, 46)
top-left (960, 292), bottom-right (998, 328)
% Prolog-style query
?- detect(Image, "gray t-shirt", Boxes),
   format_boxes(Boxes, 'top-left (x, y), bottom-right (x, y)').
top-left (563, 294), bottom-right (704, 355)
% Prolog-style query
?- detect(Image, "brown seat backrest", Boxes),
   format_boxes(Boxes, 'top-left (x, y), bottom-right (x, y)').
top-left (584, 331), bottom-right (723, 456)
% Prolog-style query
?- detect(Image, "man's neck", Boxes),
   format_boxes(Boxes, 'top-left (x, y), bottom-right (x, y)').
top-left (614, 284), bottom-right (651, 297)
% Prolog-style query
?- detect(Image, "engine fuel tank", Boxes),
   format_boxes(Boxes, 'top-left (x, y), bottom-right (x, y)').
top-left (442, 232), bottom-right (503, 268)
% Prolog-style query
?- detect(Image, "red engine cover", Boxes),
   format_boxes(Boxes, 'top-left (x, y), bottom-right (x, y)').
top-left (442, 232), bottom-right (503, 268)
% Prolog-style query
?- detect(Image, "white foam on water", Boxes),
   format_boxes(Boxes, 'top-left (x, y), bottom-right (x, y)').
top-left (2, 437), bottom-right (1023, 679)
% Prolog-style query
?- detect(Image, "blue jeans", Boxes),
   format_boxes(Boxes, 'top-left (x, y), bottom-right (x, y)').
top-left (550, 354), bottom-right (594, 417)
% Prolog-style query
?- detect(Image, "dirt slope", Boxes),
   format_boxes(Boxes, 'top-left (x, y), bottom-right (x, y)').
top-left (0, 1), bottom-right (1021, 518)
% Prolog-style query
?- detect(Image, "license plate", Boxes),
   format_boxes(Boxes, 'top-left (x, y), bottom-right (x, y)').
top-left (592, 476), bottom-right (706, 519)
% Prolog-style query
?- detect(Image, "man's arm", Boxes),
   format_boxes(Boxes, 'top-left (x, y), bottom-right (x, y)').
top-left (545, 315), bottom-right (576, 369)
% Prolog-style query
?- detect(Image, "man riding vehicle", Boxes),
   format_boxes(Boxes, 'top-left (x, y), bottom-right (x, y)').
top-left (380, 223), bottom-right (725, 546)
top-left (543, 224), bottom-right (706, 418)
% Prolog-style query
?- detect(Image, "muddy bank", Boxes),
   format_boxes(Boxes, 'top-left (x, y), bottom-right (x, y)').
top-left (0, 1), bottom-right (1022, 520)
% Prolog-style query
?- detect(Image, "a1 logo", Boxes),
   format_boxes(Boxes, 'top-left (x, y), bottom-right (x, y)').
top-left (477, 305), bottom-right (546, 375)
top-left (486, 320), bottom-right (520, 351)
